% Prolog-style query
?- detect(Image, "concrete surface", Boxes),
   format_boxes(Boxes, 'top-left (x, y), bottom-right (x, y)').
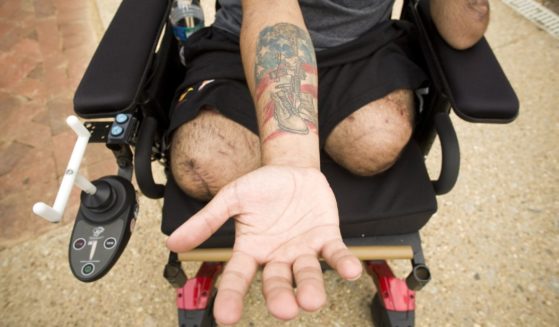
top-left (1, 0), bottom-right (558, 326)
top-left (536, 0), bottom-right (559, 14)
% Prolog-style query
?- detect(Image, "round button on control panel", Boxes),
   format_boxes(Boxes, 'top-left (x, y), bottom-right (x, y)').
top-left (81, 263), bottom-right (95, 276)
top-left (104, 237), bottom-right (117, 249)
top-left (72, 238), bottom-right (86, 251)
top-left (111, 125), bottom-right (124, 136)
top-left (115, 114), bottom-right (128, 124)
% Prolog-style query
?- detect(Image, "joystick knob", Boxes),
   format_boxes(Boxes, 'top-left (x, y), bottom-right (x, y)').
top-left (82, 181), bottom-right (114, 211)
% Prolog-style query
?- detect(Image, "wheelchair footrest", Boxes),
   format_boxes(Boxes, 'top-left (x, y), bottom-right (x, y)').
top-left (367, 260), bottom-right (416, 327)
top-left (177, 262), bottom-right (223, 326)
top-left (371, 294), bottom-right (415, 327)
top-left (177, 309), bottom-right (215, 327)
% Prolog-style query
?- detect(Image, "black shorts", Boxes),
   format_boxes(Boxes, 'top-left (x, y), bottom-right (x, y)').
top-left (167, 20), bottom-right (428, 146)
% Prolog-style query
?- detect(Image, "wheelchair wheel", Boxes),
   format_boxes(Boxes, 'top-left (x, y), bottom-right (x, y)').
top-left (208, 289), bottom-right (218, 327)
top-left (178, 289), bottom-right (218, 327)
top-left (371, 293), bottom-right (385, 327)
top-left (371, 293), bottom-right (415, 327)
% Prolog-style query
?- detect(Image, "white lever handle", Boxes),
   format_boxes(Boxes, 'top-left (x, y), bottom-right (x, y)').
top-left (33, 116), bottom-right (97, 223)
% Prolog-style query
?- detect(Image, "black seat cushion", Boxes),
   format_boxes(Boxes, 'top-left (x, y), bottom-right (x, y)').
top-left (161, 141), bottom-right (437, 248)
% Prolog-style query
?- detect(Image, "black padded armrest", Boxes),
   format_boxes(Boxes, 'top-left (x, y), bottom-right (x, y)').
top-left (410, 0), bottom-right (519, 123)
top-left (74, 0), bottom-right (171, 118)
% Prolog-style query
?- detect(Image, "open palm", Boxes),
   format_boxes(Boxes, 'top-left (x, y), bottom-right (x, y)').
top-left (167, 166), bottom-right (362, 325)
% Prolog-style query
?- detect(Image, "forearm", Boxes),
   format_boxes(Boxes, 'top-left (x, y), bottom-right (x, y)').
top-left (240, 0), bottom-right (319, 168)
top-left (431, 0), bottom-right (490, 50)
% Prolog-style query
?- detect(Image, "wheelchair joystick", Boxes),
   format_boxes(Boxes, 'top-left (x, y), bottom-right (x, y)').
top-left (32, 115), bottom-right (139, 282)
top-left (81, 181), bottom-right (114, 213)
top-left (69, 175), bottom-right (138, 282)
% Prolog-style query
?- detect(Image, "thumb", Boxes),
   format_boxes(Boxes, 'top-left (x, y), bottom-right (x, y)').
top-left (166, 183), bottom-right (241, 253)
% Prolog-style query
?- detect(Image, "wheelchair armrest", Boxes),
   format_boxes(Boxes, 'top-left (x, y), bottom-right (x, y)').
top-left (135, 116), bottom-right (165, 199)
top-left (74, 0), bottom-right (171, 118)
top-left (432, 112), bottom-right (460, 195)
top-left (409, 0), bottom-right (519, 123)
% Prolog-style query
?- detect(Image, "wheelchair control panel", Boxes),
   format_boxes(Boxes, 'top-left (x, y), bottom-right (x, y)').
top-left (33, 114), bottom-right (141, 282)
top-left (69, 176), bottom-right (138, 282)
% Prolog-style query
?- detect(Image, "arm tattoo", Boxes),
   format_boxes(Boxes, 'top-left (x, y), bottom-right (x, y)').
top-left (254, 23), bottom-right (318, 142)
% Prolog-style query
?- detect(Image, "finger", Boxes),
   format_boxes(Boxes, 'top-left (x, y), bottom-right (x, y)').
top-left (262, 261), bottom-right (299, 320)
top-left (293, 254), bottom-right (326, 312)
top-left (214, 251), bottom-right (257, 326)
top-left (321, 239), bottom-right (363, 281)
top-left (166, 184), bottom-right (241, 252)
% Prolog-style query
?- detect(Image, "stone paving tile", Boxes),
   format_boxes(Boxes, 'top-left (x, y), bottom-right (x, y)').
top-left (0, 141), bottom-right (32, 176)
top-left (0, 185), bottom-right (54, 246)
top-left (33, 0), bottom-right (56, 17)
top-left (0, 0), bottom-right (113, 248)
top-left (35, 18), bottom-right (62, 58)
top-left (16, 121), bottom-right (51, 148)
top-left (0, 142), bottom-right (57, 199)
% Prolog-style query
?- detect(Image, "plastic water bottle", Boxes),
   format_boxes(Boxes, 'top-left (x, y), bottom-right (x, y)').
top-left (169, 0), bottom-right (204, 65)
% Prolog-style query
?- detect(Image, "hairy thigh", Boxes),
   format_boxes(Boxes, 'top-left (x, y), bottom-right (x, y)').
top-left (324, 89), bottom-right (415, 176)
top-left (170, 109), bottom-right (261, 200)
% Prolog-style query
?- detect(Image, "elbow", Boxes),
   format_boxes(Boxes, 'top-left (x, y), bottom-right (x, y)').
top-left (444, 24), bottom-right (489, 50)
top-left (431, 0), bottom-right (490, 50)
top-left (445, 13), bottom-right (490, 50)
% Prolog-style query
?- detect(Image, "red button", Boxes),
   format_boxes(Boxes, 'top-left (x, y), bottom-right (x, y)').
top-left (73, 238), bottom-right (86, 250)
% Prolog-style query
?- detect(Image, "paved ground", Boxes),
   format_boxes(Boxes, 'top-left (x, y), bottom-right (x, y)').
top-left (1, 0), bottom-right (558, 326)
top-left (536, 0), bottom-right (559, 13)
top-left (0, 0), bottom-right (115, 250)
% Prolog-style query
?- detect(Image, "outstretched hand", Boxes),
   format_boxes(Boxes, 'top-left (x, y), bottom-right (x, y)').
top-left (166, 166), bottom-right (362, 325)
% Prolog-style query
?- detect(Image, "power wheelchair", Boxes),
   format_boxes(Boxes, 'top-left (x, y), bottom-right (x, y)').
top-left (32, 0), bottom-right (518, 326)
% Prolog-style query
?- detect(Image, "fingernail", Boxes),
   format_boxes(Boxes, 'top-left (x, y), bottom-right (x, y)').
top-left (348, 273), bottom-right (362, 281)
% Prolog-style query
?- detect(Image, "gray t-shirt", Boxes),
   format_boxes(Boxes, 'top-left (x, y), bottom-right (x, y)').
top-left (213, 0), bottom-right (395, 51)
